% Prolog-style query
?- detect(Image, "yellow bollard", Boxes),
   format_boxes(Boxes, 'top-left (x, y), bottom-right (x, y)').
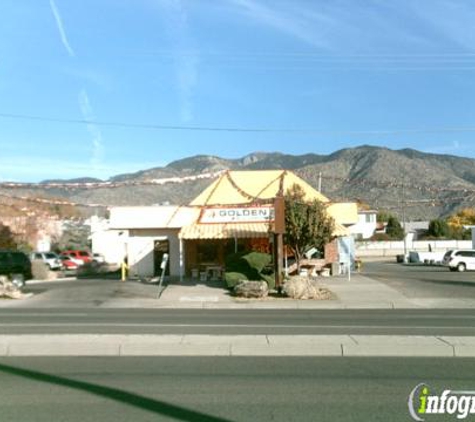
top-left (121, 260), bottom-right (129, 282)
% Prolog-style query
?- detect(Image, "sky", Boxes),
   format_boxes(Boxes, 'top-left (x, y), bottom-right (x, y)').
top-left (0, 0), bottom-right (475, 182)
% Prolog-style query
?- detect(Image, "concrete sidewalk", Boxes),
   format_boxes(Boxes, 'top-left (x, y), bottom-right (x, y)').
top-left (109, 273), bottom-right (444, 309)
top-left (1, 334), bottom-right (474, 357)
top-left (3, 272), bottom-right (475, 309)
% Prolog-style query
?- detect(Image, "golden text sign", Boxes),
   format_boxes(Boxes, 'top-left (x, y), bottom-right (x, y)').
top-left (200, 206), bottom-right (275, 224)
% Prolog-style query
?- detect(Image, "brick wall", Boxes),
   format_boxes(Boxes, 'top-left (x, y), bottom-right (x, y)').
top-left (324, 239), bottom-right (339, 264)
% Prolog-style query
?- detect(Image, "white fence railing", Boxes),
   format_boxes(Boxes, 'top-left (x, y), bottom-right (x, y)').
top-left (356, 240), bottom-right (473, 257)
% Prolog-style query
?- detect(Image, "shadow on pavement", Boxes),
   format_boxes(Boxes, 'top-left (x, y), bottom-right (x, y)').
top-left (0, 363), bottom-right (232, 422)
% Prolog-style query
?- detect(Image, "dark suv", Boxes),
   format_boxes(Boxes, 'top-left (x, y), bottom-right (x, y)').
top-left (0, 250), bottom-right (33, 287)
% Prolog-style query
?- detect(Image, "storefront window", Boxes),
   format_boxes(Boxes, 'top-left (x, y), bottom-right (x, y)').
top-left (197, 241), bottom-right (219, 263)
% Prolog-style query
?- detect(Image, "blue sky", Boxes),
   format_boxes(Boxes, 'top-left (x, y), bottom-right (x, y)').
top-left (1, 0), bottom-right (474, 182)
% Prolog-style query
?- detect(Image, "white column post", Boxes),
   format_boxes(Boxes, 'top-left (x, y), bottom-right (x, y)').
top-left (179, 238), bottom-right (184, 283)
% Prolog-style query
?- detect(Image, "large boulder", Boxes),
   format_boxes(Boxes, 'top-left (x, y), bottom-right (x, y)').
top-left (283, 276), bottom-right (333, 300)
top-left (234, 281), bottom-right (269, 298)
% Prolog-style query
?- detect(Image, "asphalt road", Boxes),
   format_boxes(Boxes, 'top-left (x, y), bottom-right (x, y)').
top-left (1, 308), bottom-right (475, 336)
top-left (364, 260), bottom-right (475, 299)
top-left (1, 357), bottom-right (474, 422)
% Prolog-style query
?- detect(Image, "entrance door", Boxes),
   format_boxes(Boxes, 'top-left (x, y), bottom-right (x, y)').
top-left (154, 239), bottom-right (170, 276)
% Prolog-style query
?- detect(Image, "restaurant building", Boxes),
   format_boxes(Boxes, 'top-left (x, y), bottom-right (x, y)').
top-left (108, 170), bottom-right (358, 280)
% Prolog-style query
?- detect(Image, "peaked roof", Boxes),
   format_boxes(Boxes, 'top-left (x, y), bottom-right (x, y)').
top-left (190, 170), bottom-right (329, 206)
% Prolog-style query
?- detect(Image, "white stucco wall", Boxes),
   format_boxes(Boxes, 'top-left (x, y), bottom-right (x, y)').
top-left (91, 229), bottom-right (127, 264)
top-left (127, 229), bottom-right (182, 278)
top-left (356, 240), bottom-right (473, 257)
top-left (348, 212), bottom-right (377, 239)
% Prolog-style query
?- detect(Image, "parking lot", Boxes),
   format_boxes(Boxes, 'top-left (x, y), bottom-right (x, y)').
top-left (364, 260), bottom-right (475, 300)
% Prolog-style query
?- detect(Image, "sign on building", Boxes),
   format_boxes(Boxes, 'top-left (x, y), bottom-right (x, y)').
top-left (200, 206), bottom-right (275, 224)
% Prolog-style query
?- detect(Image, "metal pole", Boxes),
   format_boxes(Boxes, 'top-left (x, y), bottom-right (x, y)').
top-left (348, 254), bottom-right (351, 282)
top-left (274, 233), bottom-right (284, 290)
top-left (402, 181), bottom-right (407, 261)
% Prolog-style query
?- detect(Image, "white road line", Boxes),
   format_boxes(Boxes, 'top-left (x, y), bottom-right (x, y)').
top-left (0, 313), bottom-right (89, 317)
top-left (0, 323), bottom-right (473, 329)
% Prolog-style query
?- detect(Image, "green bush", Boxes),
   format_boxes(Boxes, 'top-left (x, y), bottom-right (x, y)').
top-left (224, 252), bottom-right (248, 271)
top-left (242, 252), bottom-right (272, 273)
top-left (224, 252), bottom-right (275, 289)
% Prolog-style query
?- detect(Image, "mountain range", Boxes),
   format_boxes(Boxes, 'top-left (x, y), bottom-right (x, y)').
top-left (2, 145), bottom-right (475, 221)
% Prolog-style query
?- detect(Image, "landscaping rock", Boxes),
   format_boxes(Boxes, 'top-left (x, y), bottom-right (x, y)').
top-left (0, 275), bottom-right (24, 299)
top-left (234, 280), bottom-right (269, 298)
top-left (283, 276), bottom-right (333, 300)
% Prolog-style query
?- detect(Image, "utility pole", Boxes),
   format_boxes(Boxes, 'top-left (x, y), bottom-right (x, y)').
top-left (273, 196), bottom-right (285, 292)
top-left (318, 172), bottom-right (322, 193)
top-left (401, 180), bottom-right (407, 261)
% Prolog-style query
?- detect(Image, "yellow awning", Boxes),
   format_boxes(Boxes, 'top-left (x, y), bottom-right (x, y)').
top-left (180, 221), bottom-right (350, 239)
top-left (180, 222), bottom-right (271, 240)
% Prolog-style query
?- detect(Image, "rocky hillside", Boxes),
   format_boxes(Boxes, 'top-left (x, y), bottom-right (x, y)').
top-left (1, 146), bottom-right (475, 220)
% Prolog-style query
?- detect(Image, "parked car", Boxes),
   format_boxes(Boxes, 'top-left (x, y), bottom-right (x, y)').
top-left (442, 249), bottom-right (475, 272)
top-left (59, 255), bottom-right (79, 271)
top-left (0, 250), bottom-right (33, 287)
top-left (30, 252), bottom-right (62, 270)
top-left (60, 250), bottom-right (92, 265)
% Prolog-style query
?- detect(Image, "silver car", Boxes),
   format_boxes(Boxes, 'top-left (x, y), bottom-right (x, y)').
top-left (30, 252), bottom-right (63, 270)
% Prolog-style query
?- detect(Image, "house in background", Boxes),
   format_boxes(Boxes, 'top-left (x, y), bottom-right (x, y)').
top-left (348, 210), bottom-right (378, 240)
top-left (403, 221), bottom-right (430, 240)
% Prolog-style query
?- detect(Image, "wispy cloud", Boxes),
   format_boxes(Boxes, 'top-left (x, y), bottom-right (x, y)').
top-left (408, 0), bottom-right (475, 51)
top-left (49, 0), bottom-right (75, 57)
top-left (177, 53), bottom-right (199, 122)
top-left (223, 0), bottom-right (455, 53)
top-left (63, 67), bottom-right (111, 90)
top-left (226, 0), bottom-right (332, 49)
top-left (78, 89), bottom-right (104, 167)
top-left (154, 0), bottom-right (199, 122)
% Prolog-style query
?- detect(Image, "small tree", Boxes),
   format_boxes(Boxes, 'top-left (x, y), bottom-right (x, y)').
top-left (52, 220), bottom-right (91, 251)
top-left (284, 184), bottom-right (334, 272)
top-left (447, 208), bottom-right (475, 229)
top-left (377, 210), bottom-right (392, 223)
top-left (0, 223), bottom-right (17, 249)
top-left (427, 219), bottom-right (450, 238)
top-left (386, 215), bottom-right (404, 239)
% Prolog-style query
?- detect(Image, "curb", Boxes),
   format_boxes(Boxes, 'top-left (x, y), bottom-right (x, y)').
top-left (1, 335), bottom-right (475, 357)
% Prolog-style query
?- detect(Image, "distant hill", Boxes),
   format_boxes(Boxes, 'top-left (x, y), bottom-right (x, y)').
top-left (2, 146), bottom-right (475, 221)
